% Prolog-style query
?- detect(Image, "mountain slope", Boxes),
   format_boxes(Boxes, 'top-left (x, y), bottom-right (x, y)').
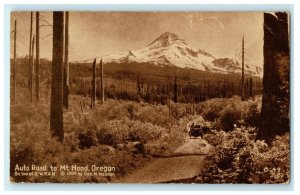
top-left (104, 32), bottom-right (262, 77)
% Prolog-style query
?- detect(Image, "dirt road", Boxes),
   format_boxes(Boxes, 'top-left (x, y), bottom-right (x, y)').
top-left (116, 136), bottom-right (212, 183)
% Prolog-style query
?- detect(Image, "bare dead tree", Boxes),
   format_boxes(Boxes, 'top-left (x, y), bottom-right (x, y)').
top-left (241, 36), bottom-right (245, 101)
top-left (28, 12), bottom-right (33, 103)
top-left (192, 101), bottom-right (195, 116)
top-left (91, 58), bottom-right (96, 108)
top-left (50, 12), bottom-right (64, 142)
top-left (100, 58), bottom-right (104, 104)
top-left (63, 11), bottom-right (69, 109)
top-left (30, 35), bottom-right (35, 103)
top-left (35, 12), bottom-right (40, 103)
top-left (249, 77), bottom-right (253, 98)
top-left (13, 20), bottom-right (17, 103)
top-left (173, 76), bottom-right (178, 103)
top-left (168, 99), bottom-right (171, 120)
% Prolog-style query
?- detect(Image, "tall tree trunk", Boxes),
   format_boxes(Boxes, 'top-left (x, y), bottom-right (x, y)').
top-left (28, 12), bottom-right (33, 103)
top-left (168, 99), bottom-right (171, 120)
top-left (92, 58), bottom-right (96, 108)
top-left (249, 77), bottom-right (253, 98)
top-left (35, 12), bottom-right (40, 103)
top-left (31, 35), bottom-right (35, 103)
top-left (245, 78), bottom-right (249, 99)
top-left (137, 74), bottom-right (141, 95)
top-left (63, 11), bottom-right (69, 109)
top-left (100, 58), bottom-right (104, 104)
top-left (256, 12), bottom-right (290, 143)
top-left (13, 20), bottom-right (17, 103)
top-left (173, 76), bottom-right (178, 103)
top-left (50, 12), bottom-right (64, 142)
top-left (241, 36), bottom-right (245, 101)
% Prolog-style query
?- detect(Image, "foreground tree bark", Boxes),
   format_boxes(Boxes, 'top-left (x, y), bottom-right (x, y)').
top-left (256, 12), bottom-right (290, 143)
top-left (63, 11), bottom-right (69, 109)
top-left (50, 12), bottom-right (64, 142)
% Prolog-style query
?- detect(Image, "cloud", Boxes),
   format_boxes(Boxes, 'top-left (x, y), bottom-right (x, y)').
top-left (199, 17), bottom-right (225, 29)
top-left (187, 14), bottom-right (225, 29)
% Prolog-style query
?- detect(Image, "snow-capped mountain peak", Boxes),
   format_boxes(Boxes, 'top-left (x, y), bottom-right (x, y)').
top-left (147, 32), bottom-right (186, 49)
top-left (104, 32), bottom-right (262, 77)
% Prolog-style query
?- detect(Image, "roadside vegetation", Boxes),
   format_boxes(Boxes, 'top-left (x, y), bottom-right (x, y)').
top-left (10, 88), bottom-right (289, 183)
top-left (195, 96), bottom-right (290, 184)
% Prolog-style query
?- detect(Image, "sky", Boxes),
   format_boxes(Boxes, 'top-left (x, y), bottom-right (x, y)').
top-left (10, 12), bottom-right (263, 66)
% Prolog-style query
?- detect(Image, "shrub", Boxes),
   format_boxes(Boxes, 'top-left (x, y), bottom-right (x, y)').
top-left (78, 130), bottom-right (98, 149)
top-left (243, 102), bottom-right (261, 127)
top-left (11, 96), bottom-right (188, 182)
top-left (97, 132), bottom-right (115, 146)
top-left (96, 119), bottom-right (164, 146)
top-left (195, 128), bottom-right (290, 184)
top-left (197, 96), bottom-right (262, 129)
top-left (10, 119), bottom-right (65, 182)
top-left (217, 106), bottom-right (241, 132)
top-left (132, 102), bottom-right (169, 126)
top-left (199, 98), bottom-right (227, 121)
top-left (63, 132), bottom-right (80, 152)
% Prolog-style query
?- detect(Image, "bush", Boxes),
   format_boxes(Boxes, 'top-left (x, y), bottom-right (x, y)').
top-left (10, 119), bottom-right (65, 182)
top-left (97, 132), bottom-right (115, 146)
top-left (78, 130), bottom-right (98, 149)
top-left (96, 119), bottom-right (164, 146)
top-left (197, 96), bottom-right (262, 128)
top-left (195, 128), bottom-right (289, 184)
top-left (217, 106), bottom-right (241, 132)
top-left (199, 98), bottom-right (227, 121)
top-left (243, 102), bottom-right (261, 127)
top-left (10, 95), bottom-right (190, 182)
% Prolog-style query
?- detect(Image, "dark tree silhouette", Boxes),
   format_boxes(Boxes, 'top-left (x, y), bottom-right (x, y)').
top-left (249, 77), bottom-right (253, 98)
top-left (100, 58), bottom-right (104, 104)
top-left (31, 36), bottom-right (35, 98)
top-left (137, 74), bottom-right (141, 95)
top-left (50, 12), bottom-right (64, 142)
top-left (35, 12), bottom-right (40, 103)
top-left (174, 76), bottom-right (178, 103)
top-left (241, 36), bottom-right (245, 101)
top-left (63, 11), bottom-right (69, 109)
top-left (91, 58), bottom-right (96, 108)
top-left (13, 20), bottom-right (17, 103)
top-left (256, 12), bottom-right (290, 143)
top-left (28, 12), bottom-right (33, 103)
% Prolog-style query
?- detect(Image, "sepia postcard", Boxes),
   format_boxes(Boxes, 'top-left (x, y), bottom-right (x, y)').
top-left (10, 11), bottom-right (290, 184)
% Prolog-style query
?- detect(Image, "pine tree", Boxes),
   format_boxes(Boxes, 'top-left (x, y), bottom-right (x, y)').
top-left (256, 12), bottom-right (290, 143)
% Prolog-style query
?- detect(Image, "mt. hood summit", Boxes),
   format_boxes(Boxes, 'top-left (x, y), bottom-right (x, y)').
top-left (104, 32), bottom-right (262, 77)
